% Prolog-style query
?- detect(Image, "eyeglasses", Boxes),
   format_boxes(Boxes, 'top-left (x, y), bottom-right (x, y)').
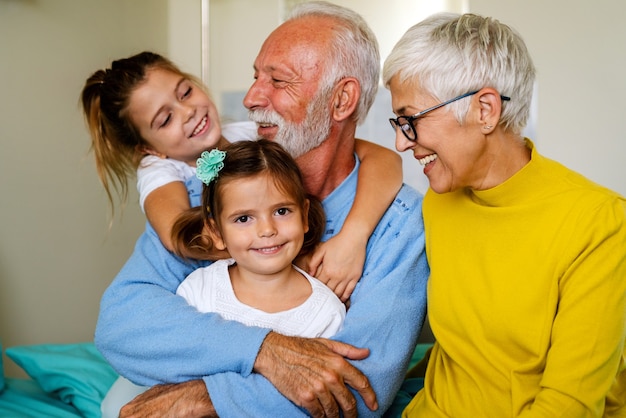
top-left (389, 91), bottom-right (511, 142)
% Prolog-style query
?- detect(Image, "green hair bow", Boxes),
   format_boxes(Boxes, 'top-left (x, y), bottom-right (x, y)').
top-left (196, 149), bottom-right (226, 185)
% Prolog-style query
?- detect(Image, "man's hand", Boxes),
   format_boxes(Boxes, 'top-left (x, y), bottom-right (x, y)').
top-left (253, 332), bottom-right (378, 418)
top-left (119, 379), bottom-right (216, 418)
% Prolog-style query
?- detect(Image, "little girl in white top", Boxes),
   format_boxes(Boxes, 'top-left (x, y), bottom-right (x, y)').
top-left (174, 139), bottom-right (345, 337)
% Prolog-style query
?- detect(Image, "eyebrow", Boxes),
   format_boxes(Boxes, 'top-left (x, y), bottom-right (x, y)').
top-left (224, 200), bottom-right (299, 219)
top-left (148, 77), bottom-right (187, 130)
top-left (392, 105), bottom-right (411, 116)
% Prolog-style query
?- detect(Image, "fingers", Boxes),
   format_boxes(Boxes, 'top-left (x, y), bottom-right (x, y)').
top-left (254, 333), bottom-right (376, 417)
top-left (309, 354), bottom-right (376, 416)
top-left (298, 392), bottom-right (327, 418)
top-left (315, 263), bottom-right (326, 282)
top-left (317, 338), bottom-right (370, 361)
top-left (317, 365), bottom-right (357, 418)
top-left (297, 356), bottom-right (356, 418)
top-left (314, 262), bottom-right (360, 302)
top-left (340, 364), bottom-right (378, 412)
top-left (316, 384), bottom-right (341, 418)
top-left (339, 280), bottom-right (357, 302)
top-left (312, 340), bottom-right (378, 413)
top-left (308, 245), bottom-right (325, 276)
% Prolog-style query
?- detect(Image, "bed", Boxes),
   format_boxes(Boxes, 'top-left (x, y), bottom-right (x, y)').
top-left (0, 342), bottom-right (117, 417)
top-left (0, 341), bottom-right (430, 417)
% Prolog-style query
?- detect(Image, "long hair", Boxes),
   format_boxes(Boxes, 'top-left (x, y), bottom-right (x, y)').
top-left (172, 140), bottom-right (325, 260)
top-left (80, 51), bottom-right (206, 216)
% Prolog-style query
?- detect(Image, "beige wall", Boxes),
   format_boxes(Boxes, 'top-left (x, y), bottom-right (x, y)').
top-left (0, 0), bottom-right (201, 378)
top-left (468, 0), bottom-right (626, 196)
top-left (1, 0), bottom-right (624, 377)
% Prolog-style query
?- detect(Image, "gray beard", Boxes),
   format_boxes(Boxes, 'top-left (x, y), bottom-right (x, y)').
top-left (248, 92), bottom-right (332, 159)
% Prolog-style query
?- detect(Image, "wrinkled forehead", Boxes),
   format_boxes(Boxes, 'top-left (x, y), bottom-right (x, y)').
top-left (259, 16), bottom-right (333, 63)
top-left (253, 18), bottom-right (334, 87)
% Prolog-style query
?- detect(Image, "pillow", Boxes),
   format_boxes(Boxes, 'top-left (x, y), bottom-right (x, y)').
top-left (5, 342), bottom-right (118, 418)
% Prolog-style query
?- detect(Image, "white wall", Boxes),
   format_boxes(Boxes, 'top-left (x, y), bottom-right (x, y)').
top-left (206, 0), bottom-right (280, 115)
top-left (167, 0), bottom-right (204, 77)
top-left (469, 0), bottom-right (626, 196)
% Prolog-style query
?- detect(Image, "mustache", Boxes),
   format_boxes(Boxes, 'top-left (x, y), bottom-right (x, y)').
top-left (248, 109), bottom-right (285, 126)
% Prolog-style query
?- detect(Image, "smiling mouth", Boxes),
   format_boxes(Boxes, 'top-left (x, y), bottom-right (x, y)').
top-left (253, 244), bottom-right (283, 254)
top-left (418, 153), bottom-right (438, 166)
top-left (191, 116), bottom-right (208, 137)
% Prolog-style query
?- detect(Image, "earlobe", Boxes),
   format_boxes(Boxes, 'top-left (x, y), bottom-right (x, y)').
top-left (214, 238), bottom-right (227, 251)
top-left (477, 88), bottom-right (502, 130)
top-left (206, 219), bottom-right (227, 250)
top-left (332, 77), bottom-right (360, 122)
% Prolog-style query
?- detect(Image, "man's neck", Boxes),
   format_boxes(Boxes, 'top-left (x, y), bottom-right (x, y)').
top-left (297, 133), bottom-right (356, 200)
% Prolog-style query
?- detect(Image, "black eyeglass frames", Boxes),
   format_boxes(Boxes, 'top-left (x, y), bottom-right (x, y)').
top-left (389, 91), bottom-right (511, 142)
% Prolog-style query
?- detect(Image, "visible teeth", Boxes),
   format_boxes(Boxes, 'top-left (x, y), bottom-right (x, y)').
top-left (192, 116), bottom-right (207, 136)
top-left (257, 245), bottom-right (280, 253)
top-left (418, 154), bottom-right (438, 166)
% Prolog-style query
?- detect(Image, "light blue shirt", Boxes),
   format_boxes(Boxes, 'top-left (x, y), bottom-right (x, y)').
top-left (95, 156), bottom-right (429, 416)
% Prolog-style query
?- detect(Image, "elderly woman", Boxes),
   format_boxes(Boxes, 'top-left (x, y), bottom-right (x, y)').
top-left (383, 12), bottom-right (626, 418)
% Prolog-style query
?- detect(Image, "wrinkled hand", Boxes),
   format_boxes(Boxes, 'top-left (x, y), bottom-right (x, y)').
top-left (254, 332), bottom-right (377, 418)
top-left (308, 236), bottom-right (366, 302)
top-left (119, 379), bottom-right (216, 418)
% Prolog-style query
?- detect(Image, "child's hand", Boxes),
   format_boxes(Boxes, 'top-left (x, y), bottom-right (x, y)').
top-left (308, 235), bottom-right (365, 302)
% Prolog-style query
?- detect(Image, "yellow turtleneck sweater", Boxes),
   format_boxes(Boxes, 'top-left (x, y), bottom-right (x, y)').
top-left (405, 141), bottom-right (626, 417)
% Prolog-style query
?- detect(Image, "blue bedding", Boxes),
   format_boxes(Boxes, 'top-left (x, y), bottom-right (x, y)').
top-left (0, 342), bottom-right (118, 418)
top-left (0, 378), bottom-right (83, 417)
top-left (0, 341), bottom-right (431, 417)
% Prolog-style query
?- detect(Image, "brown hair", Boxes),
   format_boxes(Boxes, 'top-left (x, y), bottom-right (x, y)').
top-left (80, 51), bottom-right (205, 216)
top-left (172, 139), bottom-right (325, 259)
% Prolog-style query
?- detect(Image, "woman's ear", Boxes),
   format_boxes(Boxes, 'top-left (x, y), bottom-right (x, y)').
top-left (331, 77), bottom-right (360, 122)
top-left (137, 144), bottom-right (167, 159)
top-left (476, 88), bottom-right (503, 132)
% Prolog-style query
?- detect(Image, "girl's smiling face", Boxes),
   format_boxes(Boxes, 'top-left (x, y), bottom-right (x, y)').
top-left (213, 173), bottom-right (309, 279)
top-left (127, 68), bottom-right (222, 165)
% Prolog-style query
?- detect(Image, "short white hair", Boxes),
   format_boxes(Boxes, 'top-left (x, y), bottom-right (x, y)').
top-left (288, 1), bottom-right (380, 125)
top-left (383, 13), bottom-right (535, 134)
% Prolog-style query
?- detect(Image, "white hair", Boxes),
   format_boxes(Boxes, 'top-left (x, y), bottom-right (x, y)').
top-left (383, 12), bottom-right (536, 134)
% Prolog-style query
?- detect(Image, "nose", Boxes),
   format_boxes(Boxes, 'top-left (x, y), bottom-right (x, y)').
top-left (185, 103), bottom-right (195, 121)
top-left (395, 130), bottom-right (415, 153)
top-left (257, 217), bottom-right (277, 238)
top-left (178, 101), bottom-right (195, 123)
top-left (243, 78), bottom-right (268, 111)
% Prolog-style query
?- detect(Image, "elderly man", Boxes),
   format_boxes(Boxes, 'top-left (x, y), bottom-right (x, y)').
top-left (96, 2), bottom-right (428, 417)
